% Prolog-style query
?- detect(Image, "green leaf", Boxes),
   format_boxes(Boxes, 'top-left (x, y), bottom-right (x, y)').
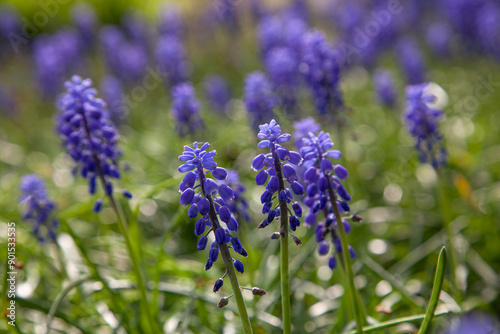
top-left (419, 246), bottom-right (447, 334)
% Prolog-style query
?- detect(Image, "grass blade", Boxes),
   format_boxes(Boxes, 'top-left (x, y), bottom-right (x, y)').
top-left (419, 246), bottom-right (447, 334)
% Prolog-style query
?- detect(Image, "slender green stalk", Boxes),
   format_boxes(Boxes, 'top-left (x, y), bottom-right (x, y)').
top-left (436, 169), bottom-right (458, 293)
top-left (419, 247), bottom-right (447, 334)
top-left (272, 147), bottom-right (291, 334)
top-left (107, 194), bottom-right (156, 334)
top-left (327, 181), bottom-right (364, 334)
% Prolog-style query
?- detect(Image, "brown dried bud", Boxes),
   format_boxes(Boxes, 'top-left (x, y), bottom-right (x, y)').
top-left (293, 236), bottom-right (302, 246)
top-left (271, 232), bottom-right (281, 239)
top-left (217, 297), bottom-right (229, 308)
top-left (251, 287), bottom-right (267, 296)
top-left (351, 214), bottom-right (363, 223)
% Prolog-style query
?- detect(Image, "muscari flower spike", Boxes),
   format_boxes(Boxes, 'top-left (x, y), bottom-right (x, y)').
top-left (203, 75), bottom-right (232, 113)
top-left (178, 142), bottom-right (248, 293)
top-left (155, 35), bottom-right (190, 87)
top-left (56, 75), bottom-right (130, 212)
top-left (404, 83), bottom-right (447, 169)
top-left (253, 119), bottom-right (304, 234)
top-left (171, 83), bottom-right (204, 136)
top-left (299, 129), bottom-right (356, 269)
top-left (374, 69), bottom-right (397, 108)
top-left (243, 72), bottom-right (277, 132)
top-left (300, 30), bottom-right (344, 118)
top-left (217, 169), bottom-right (250, 223)
top-left (19, 174), bottom-right (58, 243)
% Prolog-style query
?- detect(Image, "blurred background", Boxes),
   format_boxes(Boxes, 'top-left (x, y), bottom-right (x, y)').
top-left (0, 0), bottom-right (499, 333)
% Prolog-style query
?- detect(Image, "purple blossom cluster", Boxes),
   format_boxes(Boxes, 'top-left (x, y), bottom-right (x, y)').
top-left (404, 83), bottom-right (447, 168)
top-left (203, 75), bottom-right (232, 113)
top-left (19, 174), bottom-right (58, 242)
top-left (56, 75), bottom-right (123, 210)
top-left (178, 142), bottom-right (247, 292)
top-left (243, 72), bottom-right (277, 131)
top-left (170, 83), bottom-right (203, 136)
top-left (298, 129), bottom-right (355, 269)
top-left (374, 70), bottom-right (397, 108)
top-left (252, 120), bottom-right (304, 232)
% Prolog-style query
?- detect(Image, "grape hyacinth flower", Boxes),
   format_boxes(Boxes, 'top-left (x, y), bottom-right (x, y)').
top-left (203, 75), bottom-right (231, 113)
top-left (300, 31), bottom-right (344, 119)
top-left (444, 312), bottom-right (499, 334)
top-left (243, 72), bottom-right (276, 132)
top-left (404, 83), bottom-right (447, 169)
top-left (171, 83), bottom-right (203, 136)
top-left (299, 130), bottom-right (355, 267)
top-left (396, 38), bottom-right (426, 85)
top-left (71, 2), bottom-right (98, 49)
top-left (293, 117), bottom-right (320, 150)
top-left (100, 75), bottom-right (126, 120)
top-left (426, 22), bottom-right (451, 58)
top-left (158, 3), bottom-right (184, 37)
top-left (56, 75), bottom-right (127, 211)
top-left (178, 142), bottom-right (259, 331)
top-left (253, 119), bottom-right (303, 333)
top-left (217, 169), bottom-right (250, 222)
top-left (19, 174), bottom-right (58, 242)
top-left (265, 47), bottom-right (299, 113)
top-left (298, 127), bottom-right (364, 331)
top-left (374, 70), bottom-right (397, 108)
top-left (155, 35), bottom-right (190, 87)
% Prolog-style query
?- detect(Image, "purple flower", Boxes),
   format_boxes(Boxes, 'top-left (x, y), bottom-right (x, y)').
top-left (426, 22), bottom-right (452, 58)
top-left (297, 128), bottom-right (356, 266)
top-left (404, 83), bottom-right (447, 168)
top-left (203, 75), bottom-right (231, 113)
top-left (254, 120), bottom-right (303, 232)
top-left (265, 47), bottom-right (299, 113)
top-left (293, 117), bottom-right (320, 149)
top-left (178, 142), bottom-right (247, 289)
top-left (396, 38), bottom-right (426, 85)
top-left (444, 312), bottom-right (499, 334)
top-left (300, 31), bottom-right (343, 117)
top-left (476, 3), bottom-right (500, 60)
top-left (100, 75), bottom-right (125, 120)
top-left (171, 83), bottom-right (203, 136)
top-left (56, 75), bottom-right (123, 204)
top-left (155, 35), bottom-right (190, 87)
top-left (374, 70), bottom-right (397, 108)
top-left (33, 30), bottom-right (84, 98)
top-left (71, 2), bottom-right (98, 48)
top-left (243, 72), bottom-right (276, 131)
top-left (217, 170), bottom-right (250, 222)
top-left (158, 3), bottom-right (184, 37)
top-left (19, 174), bottom-right (58, 242)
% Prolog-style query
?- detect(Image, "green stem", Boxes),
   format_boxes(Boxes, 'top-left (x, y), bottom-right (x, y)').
top-left (327, 181), bottom-right (364, 334)
top-left (271, 146), bottom-right (291, 334)
top-left (107, 194), bottom-right (156, 334)
top-left (419, 247), bottom-right (447, 334)
top-left (437, 169), bottom-right (458, 293)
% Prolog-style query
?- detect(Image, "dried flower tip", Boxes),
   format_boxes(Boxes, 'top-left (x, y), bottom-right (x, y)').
top-left (292, 236), bottom-right (302, 246)
top-left (251, 287), bottom-right (267, 296)
top-left (351, 214), bottom-right (363, 223)
top-left (217, 297), bottom-right (229, 308)
top-left (271, 232), bottom-right (281, 239)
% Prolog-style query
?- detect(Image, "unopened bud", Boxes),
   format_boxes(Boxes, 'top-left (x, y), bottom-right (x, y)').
top-left (251, 287), bottom-right (267, 296)
top-left (271, 232), bottom-right (281, 239)
top-left (217, 297), bottom-right (229, 308)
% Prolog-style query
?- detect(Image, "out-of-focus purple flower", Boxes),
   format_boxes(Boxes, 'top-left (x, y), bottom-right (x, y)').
top-left (404, 83), bottom-right (447, 168)
top-left (374, 69), bottom-right (397, 108)
top-left (71, 2), bottom-right (98, 48)
top-left (396, 37), bottom-right (426, 85)
top-left (122, 13), bottom-right (150, 52)
top-left (265, 47), bottom-right (299, 113)
top-left (20, 174), bottom-right (58, 242)
top-left (476, 2), bottom-right (500, 60)
top-left (0, 4), bottom-right (21, 53)
top-left (204, 0), bottom-right (239, 30)
top-left (99, 25), bottom-right (126, 76)
top-left (218, 169), bottom-right (250, 222)
top-left (444, 312), bottom-right (499, 334)
top-left (257, 14), bottom-right (307, 59)
top-left (426, 22), bottom-right (452, 58)
top-left (34, 30), bottom-right (84, 98)
top-left (159, 3), bottom-right (184, 37)
top-left (442, 0), bottom-right (482, 42)
top-left (300, 30), bottom-right (343, 117)
top-left (100, 75), bottom-right (125, 120)
top-left (0, 82), bottom-right (16, 115)
top-left (56, 75), bottom-right (123, 205)
top-left (293, 117), bottom-right (320, 149)
top-left (243, 71), bottom-right (276, 131)
top-left (203, 75), bottom-right (231, 113)
top-left (155, 35), bottom-right (190, 87)
top-left (171, 83), bottom-right (203, 136)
